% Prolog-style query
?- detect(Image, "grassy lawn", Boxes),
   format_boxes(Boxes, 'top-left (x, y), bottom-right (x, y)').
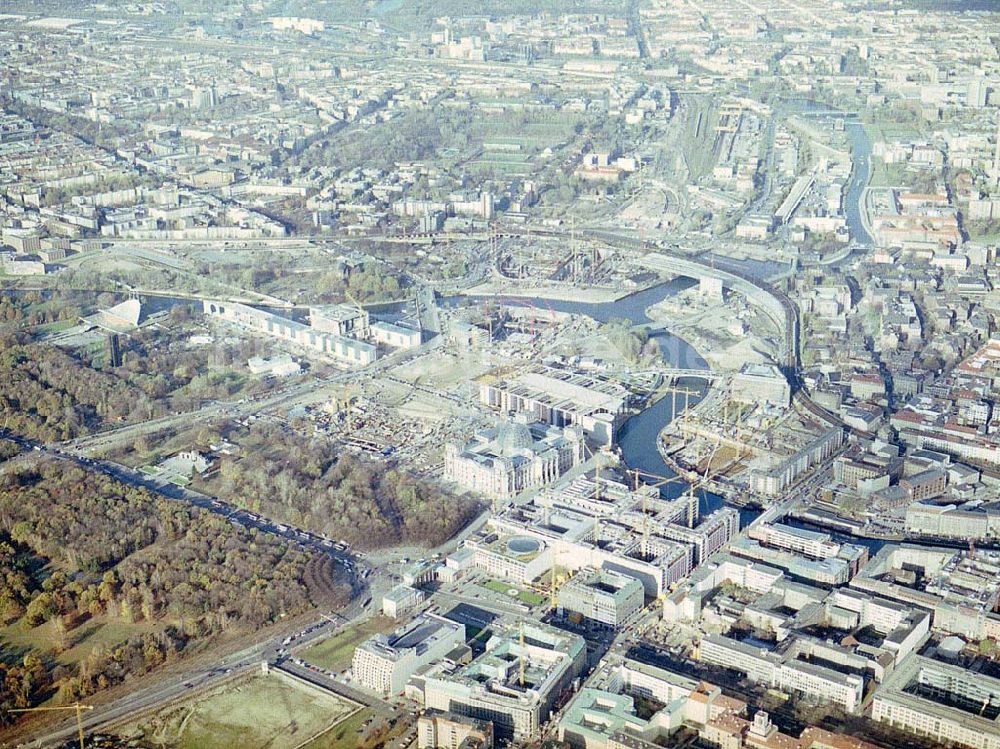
top-left (299, 617), bottom-right (395, 672)
top-left (482, 579), bottom-right (545, 606)
top-left (467, 626), bottom-right (492, 645)
top-left (0, 617), bottom-right (157, 668)
top-left (33, 319), bottom-right (77, 334)
top-left (60, 619), bottom-right (160, 665)
top-left (117, 671), bottom-right (357, 749)
top-left (301, 708), bottom-right (373, 749)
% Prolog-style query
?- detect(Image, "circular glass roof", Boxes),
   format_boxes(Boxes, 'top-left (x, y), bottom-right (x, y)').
top-left (507, 536), bottom-right (542, 555)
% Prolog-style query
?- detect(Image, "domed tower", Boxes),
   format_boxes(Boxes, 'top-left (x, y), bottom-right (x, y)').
top-left (494, 420), bottom-right (535, 457)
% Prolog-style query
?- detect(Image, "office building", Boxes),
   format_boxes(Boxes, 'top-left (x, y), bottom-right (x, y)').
top-left (748, 522), bottom-right (839, 559)
top-left (204, 300), bottom-right (377, 366)
top-left (309, 304), bottom-right (370, 338)
top-left (557, 689), bottom-right (650, 749)
top-left (872, 655), bottom-right (1000, 749)
top-left (558, 568), bottom-right (644, 629)
top-left (353, 614), bottom-right (465, 696)
top-left (697, 634), bottom-right (864, 713)
top-left (371, 320), bottom-right (422, 349)
top-left (731, 363), bottom-right (791, 408)
top-left (480, 365), bottom-right (630, 446)
top-left (417, 710), bottom-right (493, 749)
top-left (749, 429), bottom-right (844, 496)
top-left (421, 619), bottom-right (586, 742)
top-left (850, 544), bottom-right (1000, 639)
top-left (382, 585), bottom-right (425, 618)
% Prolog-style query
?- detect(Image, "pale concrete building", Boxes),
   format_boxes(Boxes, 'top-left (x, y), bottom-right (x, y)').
top-left (558, 568), bottom-right (644, 629)
top-left (417, 710), bottom-right (493, 749)
top-left (444, 417), bottom-right (585, 501)
top-left (352, 614), bottom-right (464, 697)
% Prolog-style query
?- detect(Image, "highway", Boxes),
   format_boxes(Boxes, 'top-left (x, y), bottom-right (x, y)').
top-left (1, 331), bottom-right (462, 745)
top-left (3, 432), bottom-right (373, 585)
top-left (8, 224), bottom-right (855, 745)
top-left (15, 603), bottom-right (378, 749)
top-left (59, 331), bottom-right (444, 455)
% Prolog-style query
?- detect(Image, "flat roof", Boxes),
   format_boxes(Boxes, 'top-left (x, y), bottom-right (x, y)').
top-left (516, 370), bottom-right (625, 412)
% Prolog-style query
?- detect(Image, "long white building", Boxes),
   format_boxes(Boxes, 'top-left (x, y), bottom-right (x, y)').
top-left (480, 365), bottom-right (629, 446)
top-left (204, 300), bottom-right (377, 366)
top-left (697, 633), bottom-right (864, 713)
top-left (749, 428), bottom-right (844, 496)
top-left (873, 655), bottom-right (1000, 749)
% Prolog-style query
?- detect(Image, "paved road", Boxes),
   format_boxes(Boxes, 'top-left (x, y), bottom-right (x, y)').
top-left (15, 605), bottom-right (375, 748)
top-left (59, 333), bottom-right (444, 455)
top-left (5, 433), bottom-right (368, 580)
top-left (1, 433), bottom-right (397, 747)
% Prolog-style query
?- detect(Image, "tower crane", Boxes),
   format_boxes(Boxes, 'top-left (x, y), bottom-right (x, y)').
top-left (519, 621), bottom-right (526, 687)
top-left (10, 703), bottom-right (93, 749)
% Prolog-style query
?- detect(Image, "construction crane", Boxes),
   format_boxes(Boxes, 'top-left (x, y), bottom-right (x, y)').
top-left (631, 468), bottom-right (687, 491)
top-left (570, 216), bottom-right (577, 285)
top-left (685, 436), bottom-right (722, 528)
top-left (332, 382), bottom-right (359, 414)
top-left (10, 703), bottom-right (94, 749)
top-left (518, 620), bottom-right (526, 687)
top-left (632, 468), bottom-right (688, 545)
top-left (578, 441), bottom-right (616, 501)
top-left (341, 288), bottom-right (371, 338)
top-left (670, 386), bottom-right (699, 425)
top-left (550, 563), bottom-right (560, 612)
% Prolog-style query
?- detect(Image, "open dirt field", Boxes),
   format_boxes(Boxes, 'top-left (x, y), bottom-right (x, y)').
top-left (117, 671), bottom-right (357, 749)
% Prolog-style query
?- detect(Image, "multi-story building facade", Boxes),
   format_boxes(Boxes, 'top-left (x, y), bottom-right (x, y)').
top-left (417, 710), bottom-right (494, 749)
top-left (872, 655), bottom-right (1000, 749)
top-left (421, 620), bottom-right (586, 742)
top-left (352, 614), bottom-right (465, 696)
top-left (444, 418), bottom-right (586, 501)
top-left (558, 568), bottom-right (644, 628)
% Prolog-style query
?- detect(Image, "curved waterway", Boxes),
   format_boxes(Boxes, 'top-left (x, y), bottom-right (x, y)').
top-left (472, 279), bottom-right (762, 528)
top-left (135, 278), bottom-right (760, 524)
top-left (844, 121), bottom-right (874, 246)
top-left (784, 98), bottom-right (873, 246)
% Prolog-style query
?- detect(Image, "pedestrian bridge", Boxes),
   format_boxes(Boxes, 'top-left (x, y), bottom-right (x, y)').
top-left (661, 368), bottom-right (720, 380)
top-left (628, 367), bottom-right (721, 381)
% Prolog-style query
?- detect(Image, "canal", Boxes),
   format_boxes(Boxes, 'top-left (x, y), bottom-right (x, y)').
top-left (487, 279), bottom-right (763, 527)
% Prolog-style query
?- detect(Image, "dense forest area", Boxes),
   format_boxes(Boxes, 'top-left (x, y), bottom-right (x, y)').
top-left (206, 422), bottom-right (482, 550)
top-left (0, 459), bottom-right (318, 716)
top-left (0, 303), bottom-right (278, 443)
top-left (0, 331), bottom-right (161, 442)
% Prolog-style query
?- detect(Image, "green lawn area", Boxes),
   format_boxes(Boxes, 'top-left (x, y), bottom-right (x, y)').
top-left (299, 617), bottom-right (395, 672)
top-left (302, 708), bottom-right (373, 749)
top-left (482, 579), bottom-right (545, 606)
top-left (467, 626), bottom-right (492, 645)
top-left (864, 121), bottom-right (921, 142)
top-left (116, 671), bottom-right (357, 749)
top-left (0, 617), bottom-right (157, 668)
top-left (33, 319), bottom-right (77, 334)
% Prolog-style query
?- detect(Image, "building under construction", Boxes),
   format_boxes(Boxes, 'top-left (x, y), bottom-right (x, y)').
top-left (458, 468), bottom-right (738, 598)
top-left (419, 618), bottom-right (586, 742)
